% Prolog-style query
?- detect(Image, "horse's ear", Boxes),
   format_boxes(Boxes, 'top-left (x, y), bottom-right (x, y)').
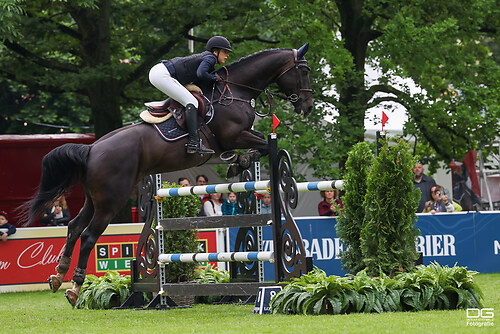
top-left (297, 42), bottom-right (309, 59)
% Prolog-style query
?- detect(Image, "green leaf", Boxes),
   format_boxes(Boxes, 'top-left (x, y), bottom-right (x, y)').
top-left (326, 296), bottom-right (342, 315)
top-left (312, 296), bottom-right (326, 315)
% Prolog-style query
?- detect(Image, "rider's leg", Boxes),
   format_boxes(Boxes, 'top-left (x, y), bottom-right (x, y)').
top-left (149, 63), bottom-right (214, 154)
top-left (185, 103), bottom-right (214, 154)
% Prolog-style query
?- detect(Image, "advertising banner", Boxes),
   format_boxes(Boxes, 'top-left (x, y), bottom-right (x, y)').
top-left (230, 212), bottom-right (500, 280)
top-left (0, 224), bottom-right (217, 292)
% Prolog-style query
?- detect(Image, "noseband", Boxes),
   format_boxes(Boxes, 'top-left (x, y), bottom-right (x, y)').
top-left (212, 49), bottom-right (313, 115)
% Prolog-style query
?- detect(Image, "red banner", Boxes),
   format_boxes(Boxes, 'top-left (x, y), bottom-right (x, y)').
top-left (0, 225), bottom-right (217, 289)
top-left (0, 235), bottom-right (139, 285)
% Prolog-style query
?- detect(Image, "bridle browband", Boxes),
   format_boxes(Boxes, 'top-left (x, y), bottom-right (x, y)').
top-left (211, 49), bottom-right (313, 115)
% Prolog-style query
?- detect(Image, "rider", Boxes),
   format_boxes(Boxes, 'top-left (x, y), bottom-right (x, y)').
top-left (149, 36), bottom-right (232, 155)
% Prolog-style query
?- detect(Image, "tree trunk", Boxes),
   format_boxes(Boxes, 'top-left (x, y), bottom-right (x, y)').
top-left (89, 81), bottom-right (122, 139)
top-left (70, 0), bottom-right (122, 138)
top-left (336, 0), bottom-right (375, 167)
top-left (70, 1), bottom-right (130, 221)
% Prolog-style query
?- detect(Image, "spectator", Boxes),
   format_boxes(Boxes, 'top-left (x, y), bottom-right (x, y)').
top-left (195, 174), bottom-right (209, 216)
top-left (178, 177), bottom-right (191, 187)
top-left (412, 162), bottom-right (436, 213)
top-left (423, 185), bottom-right (450, 214)
top-left (318, 190), bottom-right (343, 216)
top-left (195, 174), bottom-right (208, 186)
top-left (222, 192), bottom-right (242, 215)
top-left (0, 210), bottom-right (16, 241)
top-left (203, 193), bottom-right (223, 216)
top-left (196, 175), bottom-right (210, 203)
top-left (40, 196), bottom-right (71, 226)
top-left (261, 194), bottom-right (272, 214)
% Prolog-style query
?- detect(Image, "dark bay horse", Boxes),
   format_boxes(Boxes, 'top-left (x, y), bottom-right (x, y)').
top-left (24, 43), bottom-right (313, 306)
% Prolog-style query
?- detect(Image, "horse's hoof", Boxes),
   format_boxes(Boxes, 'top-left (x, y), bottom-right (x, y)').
top-left (48, 275), bottom-right (62, 293)
top-left (238, 155), bottom-right (252, 169)
top-left (64, 289), bottom-right (78, 307)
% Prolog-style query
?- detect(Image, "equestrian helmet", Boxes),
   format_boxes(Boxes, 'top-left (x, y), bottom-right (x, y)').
top-left (206, 36), bottom-right (232, 52)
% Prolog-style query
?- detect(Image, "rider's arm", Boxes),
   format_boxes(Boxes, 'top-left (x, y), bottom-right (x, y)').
top-left (196, 54), bottom-right (217, 82)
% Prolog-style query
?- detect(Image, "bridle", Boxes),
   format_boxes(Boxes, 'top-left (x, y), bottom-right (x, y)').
top-left (211, 49), bottom-right (313, 116)
top-left (275, 49), bottom-right (313, 104)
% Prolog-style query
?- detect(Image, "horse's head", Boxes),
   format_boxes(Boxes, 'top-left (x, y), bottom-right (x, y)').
top-left (275, 43), bottom-right (314, 116)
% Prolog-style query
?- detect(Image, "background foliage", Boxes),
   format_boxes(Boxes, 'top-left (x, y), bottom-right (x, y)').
top-left (0, 0), bottom-right (498, 176)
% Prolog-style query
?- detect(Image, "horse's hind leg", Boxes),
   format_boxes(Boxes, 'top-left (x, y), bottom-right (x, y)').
top-left (48, 199), bottom-right (94, 292)
top-left (64, 209), bottom-right (116, 306)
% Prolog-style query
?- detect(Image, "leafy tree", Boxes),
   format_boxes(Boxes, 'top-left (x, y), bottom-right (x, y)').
top-left (257, 0), bottom-right (499, 177)
top-left (1, 0), bottom-right (498, 177)
top-left (0, 78), bottom-right (91, 134)
top-left (0, 0), bottom-right (267, 138)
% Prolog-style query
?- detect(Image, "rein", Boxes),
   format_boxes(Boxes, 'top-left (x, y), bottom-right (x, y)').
top-left (211, 49), bottom-right (312, 116)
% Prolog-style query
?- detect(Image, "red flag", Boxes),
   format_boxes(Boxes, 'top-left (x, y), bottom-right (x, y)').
top-left (463, 150), bottom-right (481, 198)
top-left (382, 111), bottom-right (389, 131)
top-left (273, 114), bottom-right (280, 133)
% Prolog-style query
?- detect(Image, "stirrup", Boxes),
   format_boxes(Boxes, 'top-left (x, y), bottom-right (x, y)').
top-left (186, 140), bottom-right (214, 155)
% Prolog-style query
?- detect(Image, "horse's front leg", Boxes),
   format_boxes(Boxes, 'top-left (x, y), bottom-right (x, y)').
top-left (225, 129), bottom-right (269, 177)
top-left (225, 129), bottom-right (268, 154)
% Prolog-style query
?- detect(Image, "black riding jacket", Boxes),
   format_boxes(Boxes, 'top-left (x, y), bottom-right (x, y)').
top-left (162, 51), bottom-right (217, 86)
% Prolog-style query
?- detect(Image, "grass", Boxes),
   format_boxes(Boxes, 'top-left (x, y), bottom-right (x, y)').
top-left (2, 273), bottom-right (498, 334)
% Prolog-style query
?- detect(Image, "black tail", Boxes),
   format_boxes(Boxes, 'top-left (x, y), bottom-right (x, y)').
top-left (20, 143), bottom-right (91, 226)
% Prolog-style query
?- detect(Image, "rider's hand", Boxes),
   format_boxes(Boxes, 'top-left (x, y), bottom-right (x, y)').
top-left (215, 74), bottom-right (223, 82)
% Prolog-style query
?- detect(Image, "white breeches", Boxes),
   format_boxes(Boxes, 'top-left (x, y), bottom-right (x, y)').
top-left (149, 63), bottom-right (198, 108)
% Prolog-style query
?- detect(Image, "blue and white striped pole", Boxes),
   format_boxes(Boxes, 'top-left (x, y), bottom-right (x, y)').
top-left (158, 251), bottom-right (275, 264)
top-left (156, 180), bottom-right (344, 198)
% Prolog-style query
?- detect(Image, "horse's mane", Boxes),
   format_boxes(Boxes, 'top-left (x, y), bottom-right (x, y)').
top-left (223, 48), bottom-right (292, 71)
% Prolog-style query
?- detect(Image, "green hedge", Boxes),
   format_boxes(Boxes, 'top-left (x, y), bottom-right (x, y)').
top-left (270, 263), bottom-right (483, 315)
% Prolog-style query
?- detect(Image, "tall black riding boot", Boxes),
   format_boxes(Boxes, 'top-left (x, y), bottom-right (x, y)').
top-left (185, 103), bottom-right (214, 154)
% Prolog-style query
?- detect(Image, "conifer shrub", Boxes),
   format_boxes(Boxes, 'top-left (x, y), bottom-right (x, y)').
top-left (336, 142), bottom-right (374, 274)
top-left (361, 140), bottom-right (420, 276)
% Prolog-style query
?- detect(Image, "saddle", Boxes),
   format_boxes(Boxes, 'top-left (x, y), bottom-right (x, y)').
top-left (140, 85), bottom-right (212, 131)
